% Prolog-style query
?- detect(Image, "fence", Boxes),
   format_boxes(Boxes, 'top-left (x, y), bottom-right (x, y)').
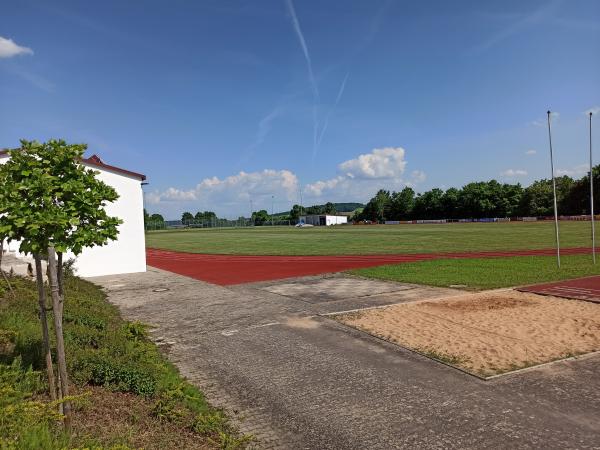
top-left (145, 218), bottom-right (293, 231)
top-left (382, 215), bottom-right (600, 225)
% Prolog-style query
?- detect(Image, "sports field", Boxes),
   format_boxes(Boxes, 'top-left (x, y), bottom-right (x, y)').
top-left (146, 221), bottom-right (593, 255)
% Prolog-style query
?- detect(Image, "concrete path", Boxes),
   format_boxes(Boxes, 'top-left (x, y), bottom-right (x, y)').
top-left (89, 268), bottom-right (600, 449)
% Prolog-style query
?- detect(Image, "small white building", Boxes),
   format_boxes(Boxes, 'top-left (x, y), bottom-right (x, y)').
top-left (0, 152), bottom-right (147, 277)
top-left (299, 214), bottom-right (348, 226)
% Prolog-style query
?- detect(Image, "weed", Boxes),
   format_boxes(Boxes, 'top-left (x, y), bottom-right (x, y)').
top-left (417, 347), bottom-right (470, 366)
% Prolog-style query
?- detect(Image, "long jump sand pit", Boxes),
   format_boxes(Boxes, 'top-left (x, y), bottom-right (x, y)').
top-left (336, 290), bottom-right (600, 377)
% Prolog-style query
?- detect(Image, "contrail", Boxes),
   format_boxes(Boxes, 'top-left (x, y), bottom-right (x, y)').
top-left (285, 0), bottom-right (320, 157)
top-left (317, 72), bottom-right (349, 148)
top-left (285, 0), bottom-right (319, 101)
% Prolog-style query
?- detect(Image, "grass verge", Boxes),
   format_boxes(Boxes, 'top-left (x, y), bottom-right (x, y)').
top-left (146, 221), bottom-right (594, 255)
top-left (0, 275), bottom-right (250, 449)
top-left (350, 254), bottom-right (600, 290)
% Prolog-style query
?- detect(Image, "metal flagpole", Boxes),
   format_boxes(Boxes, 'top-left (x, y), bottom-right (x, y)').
top-left (590, 111), bottom-right (595, 263)
top-left (547, 110), bottom-right (560, 268)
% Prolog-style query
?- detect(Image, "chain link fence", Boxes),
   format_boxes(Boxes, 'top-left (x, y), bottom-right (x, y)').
top-left (145, 218), bottom-right (293, 231)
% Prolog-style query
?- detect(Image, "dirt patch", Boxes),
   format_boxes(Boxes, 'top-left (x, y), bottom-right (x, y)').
top-left (336, 291), bottom-right (600, 377)
top-left (71, 386), bottom-right (213, 449)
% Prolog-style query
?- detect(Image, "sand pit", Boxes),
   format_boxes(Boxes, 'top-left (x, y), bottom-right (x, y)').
top-left (336, 290), bottom-right (600, 377)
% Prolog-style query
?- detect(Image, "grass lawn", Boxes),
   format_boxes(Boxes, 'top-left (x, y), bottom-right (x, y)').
top-left (0, 275), bottom-right (249, 449)
top-left (350, 254), bottom-right (600, 290)
top-left (146, 221), bottom-right (594, 255)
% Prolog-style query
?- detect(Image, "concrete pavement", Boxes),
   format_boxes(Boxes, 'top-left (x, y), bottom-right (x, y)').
top-left (89, 268), bottom-right (600, 449)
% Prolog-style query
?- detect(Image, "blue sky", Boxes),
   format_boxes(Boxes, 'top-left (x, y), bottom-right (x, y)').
top-left (1, 0), bottom-right (599, 219)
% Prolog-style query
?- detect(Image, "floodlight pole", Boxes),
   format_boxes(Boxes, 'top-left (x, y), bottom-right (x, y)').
top-left (590, 112), bottom-right (596, 263)
top-left (250, 199), bottom-right (253, 226)
top-left (547, 110), bottom-right (561, 268)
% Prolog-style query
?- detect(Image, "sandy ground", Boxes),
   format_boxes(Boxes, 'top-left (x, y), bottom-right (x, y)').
top-left (337, 290), bottom-right (600, 376)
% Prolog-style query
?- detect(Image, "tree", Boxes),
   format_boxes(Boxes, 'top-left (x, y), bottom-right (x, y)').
top-left (0, 139), bottom-right (121, 429)
top-left (251, 209), bottom-right (269, 225)
top-left (390, 187), bottom-right (415, 220)
top-left (181, 211), bottom-right (194, 224)
top-left (413, 188), bottom-right (444, 220)
top-left (323, 202), bottom-right (337, 214)
top-left (289, 204), bottom-right (303, 222)
top-left (150, 213), bottom-right (164, 222)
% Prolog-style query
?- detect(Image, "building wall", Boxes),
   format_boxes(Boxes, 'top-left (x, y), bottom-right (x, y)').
top-left (299, 215), bottom-right (348, 226)
top-left (325, 215), bottom-right (348, 226)
top-left (0, 156), bottom-right (146, 277)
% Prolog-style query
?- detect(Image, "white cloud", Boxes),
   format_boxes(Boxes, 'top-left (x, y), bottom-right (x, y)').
top-left (304, 147), bottom-right (423, 202)
top-left (338, 147), bottom-right (407, 179)
top-left (148, 146), bottom-right (425, 218)
top-left (584, 106), bottom-right (600, 115)
top-left (501, 169), bottom-right (528, 177)
top-left (147, 169), bottom-right (299, 217)
top-left (556, 164), bottom-right (588, 177)
top-left (525, 149), bottom-right (536, 155)
top-left (411, 170), bottom-right (426, 183)
top-left (0, 36), bottom-right (33, 58)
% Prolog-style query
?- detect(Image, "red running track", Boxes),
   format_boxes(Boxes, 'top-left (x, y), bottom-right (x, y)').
top-left (146, 247), bottom-right (600, 286)
top-left (517, 275), bottom-right (600, 303)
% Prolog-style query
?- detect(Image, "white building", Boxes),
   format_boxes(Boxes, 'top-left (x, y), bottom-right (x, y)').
top-left (299, 214), bottom-right (348, 226)
top-left (0, 152), bottom-right (147, 277)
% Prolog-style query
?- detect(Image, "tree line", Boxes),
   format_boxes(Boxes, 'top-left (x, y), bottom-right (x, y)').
top-left (356, 166), bottom-right (600, 222)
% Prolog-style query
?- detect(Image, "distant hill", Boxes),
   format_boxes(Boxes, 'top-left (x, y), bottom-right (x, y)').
top-left (273, 202), bottom-right (364, 217)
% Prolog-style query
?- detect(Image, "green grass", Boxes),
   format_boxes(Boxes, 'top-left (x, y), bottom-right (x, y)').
top-left (0, 275), bottom-right (247, 449)
top-left (146, 221), bottom-right (594, 255)
top-left (351, 254), bottom-right (600, 290)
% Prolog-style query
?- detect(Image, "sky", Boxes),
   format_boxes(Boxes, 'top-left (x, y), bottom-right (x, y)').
top-left (1, 0), bottom-right (599, 219)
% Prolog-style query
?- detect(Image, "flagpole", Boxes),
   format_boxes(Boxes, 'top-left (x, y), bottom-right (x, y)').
top-left (590, 111), bottom-right (596, 263)
top-left (547, 110), bottom-right (560, 268)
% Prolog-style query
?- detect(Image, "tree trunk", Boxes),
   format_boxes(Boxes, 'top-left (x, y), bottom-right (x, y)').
top-left (34, 254), bottom-right (57, 402)
top-left (47, 246), bottom-right (72, 429)
top-left (57, 252), bottom-right (64, 314)
top-left (0, 241), bottom-right (14, 296)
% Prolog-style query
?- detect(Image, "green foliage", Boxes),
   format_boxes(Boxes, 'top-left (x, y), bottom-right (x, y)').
top-left (192, 410), bottom-right (230, 435)
top-left (251, 209), bottom-right (269, 226)
top-left (356, 166), bottom-right (600, 221)
top-left (289, 204), bottom-right (302, 221)
top-left (122, 321), bottom-right (148, 341)
top-left (87, 357), bottom-right (157, 396)
top-left (0, 358), bottom-right (69, 449)
top-left (194, 211), bottom-right (217, 223)
top-left (0, 275), bottom-right (248, 447)
top-left (209, 430), bottom-right (254, 450)
top-left (0, 139), bottom-right (122, 255)
top-left (181, 211), bottom-right (194, 223)
top-left (149, 213), bottom-right (165, 223)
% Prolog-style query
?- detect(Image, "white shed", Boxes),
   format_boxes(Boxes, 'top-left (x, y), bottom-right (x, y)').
top-left (299, 214), bottom-right (348, 226)
top-left (0, 152), bottom-right (147, 277)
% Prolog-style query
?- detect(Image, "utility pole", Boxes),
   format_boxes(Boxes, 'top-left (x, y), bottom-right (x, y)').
top-left (547, 110), bottom-right (561, 268)
top-left (590, 111), bottom-right (596, 263)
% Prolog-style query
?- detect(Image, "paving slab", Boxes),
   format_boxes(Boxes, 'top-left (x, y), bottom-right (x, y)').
top-left (89, 268), bottom-right (600, 449)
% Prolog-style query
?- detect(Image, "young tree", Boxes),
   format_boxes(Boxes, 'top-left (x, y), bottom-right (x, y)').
top-left (0, 139), bottom-right (121, 429)
top-left (323, 202), bottom-right (337, 214)
top-left (289, 204), bottom-right (302, 222)
top-left (251, 209), bottom-right (269, 225)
